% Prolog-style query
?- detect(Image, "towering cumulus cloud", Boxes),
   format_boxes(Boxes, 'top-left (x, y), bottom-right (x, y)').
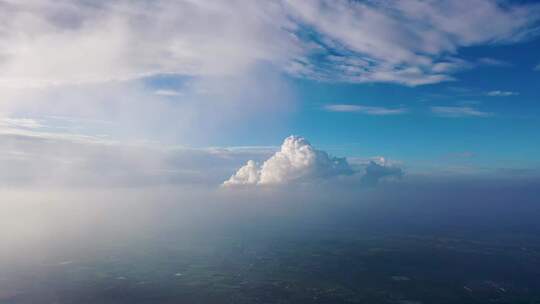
top-left (223, 136), bottom-right (352, 186)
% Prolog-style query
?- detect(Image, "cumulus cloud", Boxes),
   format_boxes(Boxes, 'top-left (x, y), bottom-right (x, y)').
top-left (324, 104), bottom-right (407, 115)
top-left (221, 160), bottom-right (261, 186)
top-left (361, 159), bottom-right (403, 186)
top-left (223, 136), bottom-right (353, 186)
top-left (1, 126), bottom-right (404, 189)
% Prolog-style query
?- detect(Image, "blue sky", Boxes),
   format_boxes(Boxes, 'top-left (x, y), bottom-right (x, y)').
top-left (0, 0), bottom-right (540, 187)
top-left (147, 34), bottom-right (540, 174)
top-left (289, 38), bottom-right (540, 172)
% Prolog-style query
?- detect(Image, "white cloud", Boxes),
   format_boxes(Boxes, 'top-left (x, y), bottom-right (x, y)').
top-left (486, 90), bottom-right (519, 96)
top-left (284, 0), bottom-right (540, 85)
top-left (535, 64), bottom-right (540, 71)
top-left (0, 117), bottom-right (43, 129)
top-left (0, 125), bottom-right (276, 187)
top-left (0, 121), bottom-right (403, 189)
top-left (223, 136), bottom-right (353, 186)
top-left (431, 106), bottom-right (492, 118)
top-left (324, 104), bottom-right (407, 115)
top-left (0, 0), bottom-right (539, 91)
top-left (154, 89), bottom-right (183, 97)
top-left (221, 160), bottom-right (261, 186)
top-left (361, 160), bottom-right (403, 186)
top-left (0, 65), bottom-right (296, 146)
top-left (0, 0), bottom-right (301, 89)
top-left (0, 126), bottom-right (405, 189)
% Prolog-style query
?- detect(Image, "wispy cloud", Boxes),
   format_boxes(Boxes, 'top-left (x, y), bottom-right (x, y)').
top-left (431, 106), bottom-right (492, 118)
top-left (535, 64), bottom-right (540, 71)
top-left (0, 127), bottom-right (278, 187)
top-left (154, 89), bottom-right (183, 97)
top-left (486, 90), bottom-right (519, 97)
top-left (0, 117), bottom-right (43, 129)
top-left (477, 58), bottom-right (513, 67)
top-left (324, 104), bottom-right (407, 115)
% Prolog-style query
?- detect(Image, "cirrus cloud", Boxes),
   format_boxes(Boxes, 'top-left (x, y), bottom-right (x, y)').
top-left (324, 104), bottom-right (408, 115)
top-left (486, 90), bottom-right (519, 97)
top-left (431, 106), bottom-right (492, 118)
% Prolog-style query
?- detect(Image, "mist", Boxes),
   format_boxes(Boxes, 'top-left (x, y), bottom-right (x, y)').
top-left (1, 1), bottom-right (540, 302)
top-left (3, 173), bottom-right (539, 263)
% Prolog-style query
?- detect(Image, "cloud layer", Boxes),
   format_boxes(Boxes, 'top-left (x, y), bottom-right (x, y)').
top-left (0, 0), bottom-right (539, 90)
top-left (0, 121), bottom-right (275, 188)
top-left (0, 119), bottom-right (404, 189)
top-left (223, 136), bottom-right (353, 186)
top-left (0, 0), bottom-right (300, 88)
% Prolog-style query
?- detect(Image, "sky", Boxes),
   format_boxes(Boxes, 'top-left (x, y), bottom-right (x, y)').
top-left (3, 1), bottom-right (540, 276)
top-left (0, 0), bottom-right (540, 190)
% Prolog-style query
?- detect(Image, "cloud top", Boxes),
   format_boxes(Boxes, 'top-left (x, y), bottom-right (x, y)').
top-left (223, 136), bottom-right (352, 186)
